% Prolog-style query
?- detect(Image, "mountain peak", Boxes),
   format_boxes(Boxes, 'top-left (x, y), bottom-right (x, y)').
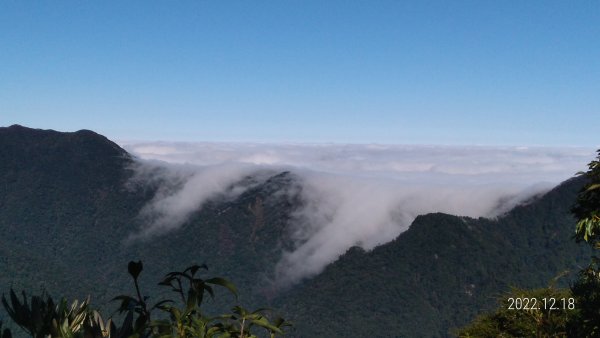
top-left (0, 125), bottom-right (132, 184)
top-left (1, 124), bottom-right (128, 155)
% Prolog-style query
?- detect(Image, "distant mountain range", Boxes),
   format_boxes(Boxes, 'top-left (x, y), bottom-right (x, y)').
top-left (0, 125), bottom-right (591, 337)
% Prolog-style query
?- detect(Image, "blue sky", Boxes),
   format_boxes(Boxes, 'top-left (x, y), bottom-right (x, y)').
top-left (1, 1), bottom-right (598, 146)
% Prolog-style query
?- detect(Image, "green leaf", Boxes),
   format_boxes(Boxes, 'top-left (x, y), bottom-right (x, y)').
top-left (184, 264), bottom-right (208, 277)
top-left (251, 307), bottom-right (269, 314)
top-left (206, 278), bottom-right (238, 297)
top-left (204, 284), bottom-right (215, 300)
top-left (250, 316), bottom-right (283, 333)
top-left (586, 183), bottom-right (600, 191)
top-left (151, 300), bottom-right (173, 311)
top-left (112, 295), bottom-right (139, 314)
top-left (186, 289), bottom-right (197, 311)
top-left (273, 316), bottom-right (292, 328)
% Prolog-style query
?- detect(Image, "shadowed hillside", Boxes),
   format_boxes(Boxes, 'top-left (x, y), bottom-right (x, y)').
top-left (275, 177), bottom-right (591, 337)
top-left (0, 125), bottom-right (591, 337)
top-left (0, 125), bottom-right (296, 308)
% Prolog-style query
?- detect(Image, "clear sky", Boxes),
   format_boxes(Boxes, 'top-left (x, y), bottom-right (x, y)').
top-left (1, 1), bottom-right (598, 146)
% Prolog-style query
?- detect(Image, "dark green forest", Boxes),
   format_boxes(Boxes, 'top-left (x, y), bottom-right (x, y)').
top-left (0, 125), bottom-right (594, 337)
top-left (456, 150), bottom-right (600, 337)
top-left (274, 178), bottom-right (591, 337)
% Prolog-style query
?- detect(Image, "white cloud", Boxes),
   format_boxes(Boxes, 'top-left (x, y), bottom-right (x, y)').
top-left (120, 141), bottom-right (596, 285)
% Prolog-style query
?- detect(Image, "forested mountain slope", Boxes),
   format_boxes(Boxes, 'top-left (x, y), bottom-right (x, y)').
top-left (0, 125), bottom-right (294, 310)
top-left (276, 176), bottom-right (591, 337)
top-left (0, 125), bottom-right (590, 337)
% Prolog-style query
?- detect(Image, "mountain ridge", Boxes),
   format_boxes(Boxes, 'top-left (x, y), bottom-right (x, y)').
top-left (0, 125), bottom-right (591, 337)
top-left (275, 176), bottom-right (590, 337)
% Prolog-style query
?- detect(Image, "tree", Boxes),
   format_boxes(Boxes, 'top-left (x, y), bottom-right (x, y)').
top-left (458, 150), bottom-right (600, 337)
top-left (573, 150), bottom-right (600, 245)
top-left (456, 286), bottom-right (574, 338)
top-left (566, 150), bottom-right (600, 336)
top-left (1, 261), bottom-right (290, 338)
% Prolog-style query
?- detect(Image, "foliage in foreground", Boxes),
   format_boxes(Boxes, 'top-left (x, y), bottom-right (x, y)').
top-left (459, 150), bottom-right (600, 337)
top-left (456, 286), bottom-right (574, 338)
top-left (1, 261), bottom-right (290, 338)
top-left (573, 150), bottom-right (600, 246)
top-left (569, 149), bottom-right (600, 337)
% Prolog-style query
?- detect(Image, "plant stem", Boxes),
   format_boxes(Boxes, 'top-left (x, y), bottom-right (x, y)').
top-left (133, 277), bottom-right (149, 319)
top-left (240, 317), bottom-right (246, 338)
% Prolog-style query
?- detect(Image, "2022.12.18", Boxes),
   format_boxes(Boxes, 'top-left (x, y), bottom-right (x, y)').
top-left (507, 297), bottom-right (575, 311)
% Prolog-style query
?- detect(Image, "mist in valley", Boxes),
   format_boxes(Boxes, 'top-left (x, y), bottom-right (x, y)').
top-left (122, 141), bottom-right (595, 285)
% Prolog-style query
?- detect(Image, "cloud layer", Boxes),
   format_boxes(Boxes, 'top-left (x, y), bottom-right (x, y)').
top-left (122, 141), bottom-right (596, 285)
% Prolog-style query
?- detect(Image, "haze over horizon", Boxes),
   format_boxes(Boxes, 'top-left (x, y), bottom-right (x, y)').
top-left (1, 0), bottom-right (599, 284)
top-left (121, 138), bottom-right (596, 284)
top-left (1, 1), bottom-right (599, 146)
top-left (1, 2), bottom-right (600, 335)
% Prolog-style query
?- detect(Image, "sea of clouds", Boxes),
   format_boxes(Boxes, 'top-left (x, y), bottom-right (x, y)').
top-left (120, 141), bottom-right (596, 285)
